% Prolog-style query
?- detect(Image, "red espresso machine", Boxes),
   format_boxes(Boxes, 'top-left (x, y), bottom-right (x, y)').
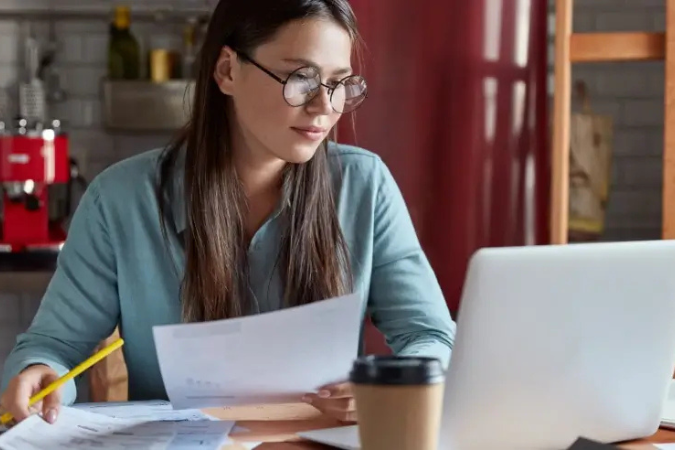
top-left (0, 118), bottom-right (74, 253)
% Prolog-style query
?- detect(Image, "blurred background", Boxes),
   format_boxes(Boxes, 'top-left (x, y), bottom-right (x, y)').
top-left (0, 0), bottom-right (667, 396)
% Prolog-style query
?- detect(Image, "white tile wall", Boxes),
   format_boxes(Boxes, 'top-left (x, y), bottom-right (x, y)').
top-left (0, 1), bottom-right (193, 178)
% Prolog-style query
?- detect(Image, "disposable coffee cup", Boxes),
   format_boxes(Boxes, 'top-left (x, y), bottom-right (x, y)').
top-left (350, 355), bottom-right (445, 450)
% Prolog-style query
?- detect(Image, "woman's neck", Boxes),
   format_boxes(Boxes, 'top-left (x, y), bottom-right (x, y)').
top-left (234, 151), bottom-right (285, 200)
top-left (229, 110), bottom-right (286, 199)
top-left (230, 128), bottom-right (286, 241)
top-left (237, 157), bottom-right (286, 242)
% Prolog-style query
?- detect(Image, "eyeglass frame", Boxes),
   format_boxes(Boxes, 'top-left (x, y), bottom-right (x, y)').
top-left (235, 51), bottom-right (368, 113)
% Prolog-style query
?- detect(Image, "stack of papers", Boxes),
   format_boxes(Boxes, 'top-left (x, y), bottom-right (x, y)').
top-left (74, 400), bottom-right (216, 422)
top-left (0, 406), bottom-right (235, 450)
top-left (74, 401), bottom-right (257, 445)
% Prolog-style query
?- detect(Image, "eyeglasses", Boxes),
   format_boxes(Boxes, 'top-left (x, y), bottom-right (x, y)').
top-left (237, 53), bottom-right (367, 114)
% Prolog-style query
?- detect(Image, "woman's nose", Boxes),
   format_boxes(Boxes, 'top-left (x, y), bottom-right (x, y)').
top-left (306, 85), bottom-right (333, 114)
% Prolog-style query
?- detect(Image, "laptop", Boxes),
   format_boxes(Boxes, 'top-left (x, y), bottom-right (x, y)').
top-left (300, 240), bottom-right (675, 449)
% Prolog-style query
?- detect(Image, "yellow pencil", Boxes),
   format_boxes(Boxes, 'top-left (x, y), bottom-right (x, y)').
top-left (0, 338), bottom-right (124, 425)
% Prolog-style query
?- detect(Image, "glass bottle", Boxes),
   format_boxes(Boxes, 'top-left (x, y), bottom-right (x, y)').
top-left (108, 6), bottom-right (141, 80)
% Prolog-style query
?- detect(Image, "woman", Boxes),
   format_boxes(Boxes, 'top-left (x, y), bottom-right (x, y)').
top-left (0, 0), bottom-right (455, 425)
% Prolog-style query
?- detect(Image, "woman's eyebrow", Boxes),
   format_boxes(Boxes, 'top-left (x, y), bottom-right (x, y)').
top-left (282, 57), bottom-right (353, 76)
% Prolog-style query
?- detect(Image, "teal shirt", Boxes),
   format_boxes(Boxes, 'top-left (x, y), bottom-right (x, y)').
top-left (1, 143), bottom-right (456, 404)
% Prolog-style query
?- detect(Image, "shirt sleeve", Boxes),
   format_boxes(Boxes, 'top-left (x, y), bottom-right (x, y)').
top-left (1, 179), bottom-right (120, 404)
top-left (367, 159), bottom-right (456, 369)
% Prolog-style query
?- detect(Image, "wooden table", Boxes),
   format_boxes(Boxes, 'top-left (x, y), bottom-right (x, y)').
top-left (204, 403), bottom-right (675, 449)
top-left (206, 403), bottom-right (336, 449)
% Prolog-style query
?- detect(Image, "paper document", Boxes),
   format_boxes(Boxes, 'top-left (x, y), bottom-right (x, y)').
top-left (75, 400), bottom-right (216, 422)
top-left (153, 293), bottom-right (363, 409)
top-left (0, 406), bottom-right (234, 450)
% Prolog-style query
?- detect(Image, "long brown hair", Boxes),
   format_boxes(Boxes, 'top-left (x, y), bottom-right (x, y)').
top-left (156, 0), bottom-right (359, 322)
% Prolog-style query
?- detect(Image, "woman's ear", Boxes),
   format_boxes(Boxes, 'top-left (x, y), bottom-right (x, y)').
top-left (214, 46), bottom-right (238, 95)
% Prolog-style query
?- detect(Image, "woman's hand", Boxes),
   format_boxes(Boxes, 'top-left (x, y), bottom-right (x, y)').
top-left (0, 364), bottom-right (62, 425)
top-left (302, 382), bottom-right (357, 423)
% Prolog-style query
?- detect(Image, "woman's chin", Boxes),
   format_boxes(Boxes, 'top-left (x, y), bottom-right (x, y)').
top-left (280, 143), bottom-right (323, 164)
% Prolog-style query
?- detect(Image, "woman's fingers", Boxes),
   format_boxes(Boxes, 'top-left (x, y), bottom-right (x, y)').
top-left (319, 382), bottom-right (352, 398)
top-left (302, 392), bottom-right (357, 423)
top-left (311, 396), bottom-right (356, 413)
top-left (0, 364), bottom-right (61, 425)
top-left (0, 374), bottom-right (36, 423)
top-left (40, 372), bottom-right (62, 424)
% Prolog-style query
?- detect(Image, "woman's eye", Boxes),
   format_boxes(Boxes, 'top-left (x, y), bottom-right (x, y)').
top-left (292, 72), bottom-right (313, 80)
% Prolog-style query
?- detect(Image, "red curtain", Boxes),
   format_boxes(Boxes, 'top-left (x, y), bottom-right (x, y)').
top-left (340, 0), bottom-right (550, 350)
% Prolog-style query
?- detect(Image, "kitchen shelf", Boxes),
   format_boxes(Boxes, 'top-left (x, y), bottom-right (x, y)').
top-left (101, 79), bottom-right (195, 132)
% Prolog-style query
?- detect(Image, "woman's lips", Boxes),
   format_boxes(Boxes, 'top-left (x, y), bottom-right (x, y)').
top-left (291, 126), bottom-right (327, 141)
